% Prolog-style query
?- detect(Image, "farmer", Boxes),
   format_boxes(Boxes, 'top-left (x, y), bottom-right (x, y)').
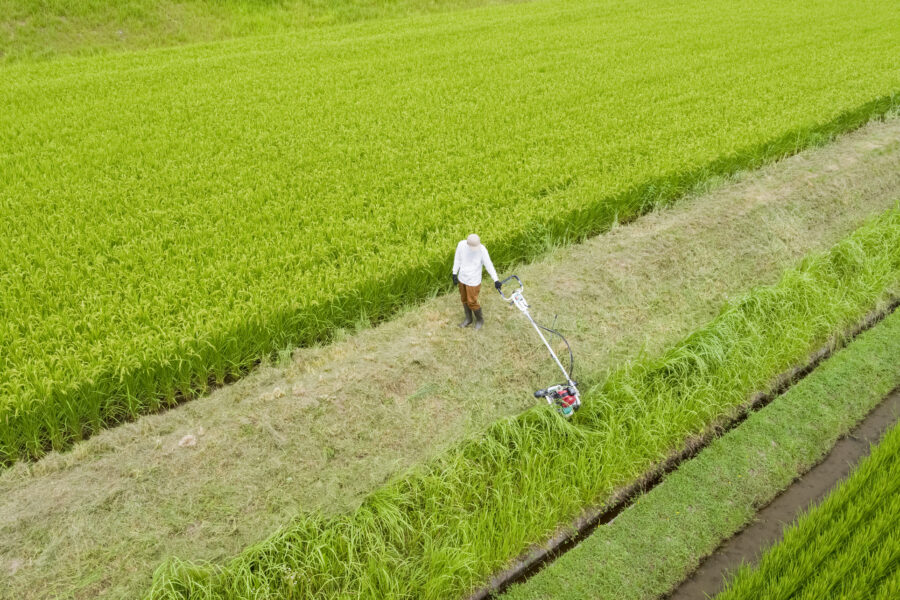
top-left (452, 233), bottom-right (501, 330)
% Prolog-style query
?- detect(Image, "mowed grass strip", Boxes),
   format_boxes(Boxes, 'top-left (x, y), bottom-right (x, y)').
top-left (715, 418), bottom-right (900, 600)
top-left (2, 0), bottom-right (900, 465)
top-left (146, 212), bottom-right (900, 599)
top-left (503, 307), bottom-right (900, 600)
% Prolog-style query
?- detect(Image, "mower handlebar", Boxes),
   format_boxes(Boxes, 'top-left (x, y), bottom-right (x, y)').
top-left (497, 275), bottom-right (523, 300)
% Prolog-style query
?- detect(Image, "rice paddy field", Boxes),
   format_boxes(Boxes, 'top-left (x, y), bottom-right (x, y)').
top-left (2, 0), bottom-right (900, 598)
top-left (2, 0), bottom-right (900, 466)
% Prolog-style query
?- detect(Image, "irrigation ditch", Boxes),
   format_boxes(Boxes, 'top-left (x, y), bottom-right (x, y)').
top-left (665, 386), bottom-right (900, 600)
top-left (471, 297), bottom-right (900, 600)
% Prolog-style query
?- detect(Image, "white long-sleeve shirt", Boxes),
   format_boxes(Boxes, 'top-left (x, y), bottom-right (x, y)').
top-left (452, 240), bottom-right (499, 286)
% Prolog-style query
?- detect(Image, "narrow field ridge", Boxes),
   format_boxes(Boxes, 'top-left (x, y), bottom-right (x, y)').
top-left (667, 388), bottom-right (900, 600)
top-left (712, 400), bottom-right (900, 600)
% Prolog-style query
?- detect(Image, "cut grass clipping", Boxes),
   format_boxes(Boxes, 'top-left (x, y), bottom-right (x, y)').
top-left (716, 419), bottom-right (900, 600)
top-left (146, 211), bottom-right (900, 599)
top-left (502, 306), bottom-right (900, 600)
top-left (2, 0), bottom-right (900, 464)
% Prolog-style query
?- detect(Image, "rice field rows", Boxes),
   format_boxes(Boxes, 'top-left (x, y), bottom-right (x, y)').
top-left (144, 211), bottom-right (900, 598)
top-left (1, 0), bottom-right (899, 465)
top-left (715, 418), bottom-right (900, 600)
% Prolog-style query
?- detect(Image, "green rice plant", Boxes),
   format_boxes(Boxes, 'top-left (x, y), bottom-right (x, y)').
top-left (874, 565), bottom-right (900, 600)
top-left (715, 419), bottom-right (900, 600)
top-left (145, 211), bottom-right (900, 599)
top-left (3, 0), bottom-right (900, 465)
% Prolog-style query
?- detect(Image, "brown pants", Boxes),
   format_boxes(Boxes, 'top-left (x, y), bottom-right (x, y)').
top-left (458, 282), bottom-right (481, 311)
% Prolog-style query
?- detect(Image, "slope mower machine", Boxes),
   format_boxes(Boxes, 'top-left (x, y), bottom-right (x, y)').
top-left (497, 275), bottom-right (581, 418)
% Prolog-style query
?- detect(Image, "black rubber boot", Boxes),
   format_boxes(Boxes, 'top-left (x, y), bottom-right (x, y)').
top-left (459, 305), bottom-right (474, 328)
top-left (473, 308), bottom-right (484, 330)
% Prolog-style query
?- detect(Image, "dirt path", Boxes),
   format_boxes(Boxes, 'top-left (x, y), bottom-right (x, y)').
top-left (2, 117), bottom-right (900, 600)
top-left (666, 389), bottom-right (900, 600)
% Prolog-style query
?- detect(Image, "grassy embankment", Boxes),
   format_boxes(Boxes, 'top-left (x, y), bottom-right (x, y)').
top-left (715, 415), bottom-right (900, 600)
top-left (146, 211), bottom-right (900, 599)
top-left (3, 0), bottom-right (900, 465)
top-left (503, 309), bottom-right (900, 600)
top-left (0, 0), bottom-right (505, 63)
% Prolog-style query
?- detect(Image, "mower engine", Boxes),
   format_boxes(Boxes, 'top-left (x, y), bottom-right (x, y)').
top-left (497, 275), bottom-right (581, 419)
top-left (534, 384), bottom-right (581, 418)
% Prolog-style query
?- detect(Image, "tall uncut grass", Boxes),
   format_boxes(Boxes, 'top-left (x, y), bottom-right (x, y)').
top-left (146, 211), bottom-right (900, 599)
top-left (716, 420), bottom-right (900, 600)
top-left (2, 0), bottom-right (900, 465)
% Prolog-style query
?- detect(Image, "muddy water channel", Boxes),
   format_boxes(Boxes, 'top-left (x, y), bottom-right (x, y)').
top-left (666, 388), bottom-right (900, 600)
